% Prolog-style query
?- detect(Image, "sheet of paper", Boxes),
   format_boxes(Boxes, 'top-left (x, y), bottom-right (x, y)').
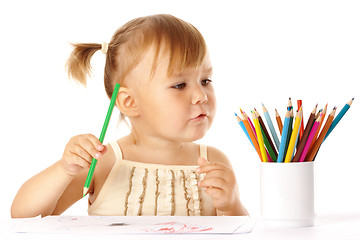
top-left (11, 216), bottom-right (255, 234)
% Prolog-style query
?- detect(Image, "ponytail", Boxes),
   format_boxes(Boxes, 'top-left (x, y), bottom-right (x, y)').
top-left (66, 43), bottom-right (102, 86)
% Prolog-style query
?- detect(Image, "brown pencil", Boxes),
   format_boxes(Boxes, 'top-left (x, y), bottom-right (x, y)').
top-left (275, 108), bottom-right (283, 135)
top-left (254, 108), bottom-right (278, 158)
top-left (308, 104), bottom-right (328, 153)
top-left (306, 107), bottom-right (337, 161)
top-left (293, 104), bottom-right (318, 162)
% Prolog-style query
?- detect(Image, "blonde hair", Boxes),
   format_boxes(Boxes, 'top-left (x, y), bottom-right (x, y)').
top-left (66, 14), bottom-right (207, 100)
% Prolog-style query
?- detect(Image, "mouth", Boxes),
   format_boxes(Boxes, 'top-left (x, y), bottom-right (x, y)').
top-left (191, 113), bottom-right (208, 121)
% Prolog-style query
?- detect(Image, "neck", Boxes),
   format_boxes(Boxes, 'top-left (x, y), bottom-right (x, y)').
top-left (128, 127), bottom-right (186, 158)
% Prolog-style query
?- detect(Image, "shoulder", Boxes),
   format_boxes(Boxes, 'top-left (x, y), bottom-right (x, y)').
top-left (205, 145), bottom-right (233, 169)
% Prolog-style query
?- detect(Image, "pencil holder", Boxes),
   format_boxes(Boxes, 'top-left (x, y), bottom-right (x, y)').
top-left (260, 161), bottom-right (314, 227)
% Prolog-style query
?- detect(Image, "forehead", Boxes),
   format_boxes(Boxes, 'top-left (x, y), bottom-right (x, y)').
top-left (169, 54), bottom-right (213, 78)
top-left (127, 43), bottom-right (211, 86)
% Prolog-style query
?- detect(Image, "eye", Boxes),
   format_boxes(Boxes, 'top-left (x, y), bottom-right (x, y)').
top-left (172, 82), bottom-right (187, 89)
top-left (201, 79), bottom-right (212, 86)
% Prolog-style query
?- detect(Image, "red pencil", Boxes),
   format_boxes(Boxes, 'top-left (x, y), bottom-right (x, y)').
top-left (297, 100), bottom-right (304, 140)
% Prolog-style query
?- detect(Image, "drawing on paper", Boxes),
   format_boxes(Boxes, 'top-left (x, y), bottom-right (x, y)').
top-left (145, 221), bottom-right (213, 233)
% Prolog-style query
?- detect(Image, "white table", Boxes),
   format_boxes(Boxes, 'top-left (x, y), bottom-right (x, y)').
top-left (2, 213), bottom-right (360, 240)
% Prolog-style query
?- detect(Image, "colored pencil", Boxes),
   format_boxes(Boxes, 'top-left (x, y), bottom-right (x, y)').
top-left (263, 104), bottom-right (280, 151)
top-left (308, 104), bottom-right (327, 153)
top-left (293, 104), bottom-right (317, 162)
top-left (235, 113), bottom-right (253, 148)
top-left (284, 106), bottom-right (294, 157)
top-left (240, 112), bottom-right (263, 161)
top-left (297, 100), bottom-right (305, 140)
top-left (324, 98), bottom-right (354, 141)
top-left (277, 109), bottom-right (291, 163)
top-left (307, 107), bottom-right (336, 161)
top-left (299, 114), bottom-right (321, 162)
top-left (252, 111), bottom-right (268, 162)
top-left (242, 111), bottom-right (257, 138)
top-left (306, 107), bottom-right (337, 161)
top-left (238, 112), bottom-right (272, 161)
top-left (255, 108), bottom-right (278, 159)
top-left (284, 107), bottom-right (303, 163)
top-left (253, 111), bottom-right (276, 162)
top-left (83, 83), bottom-right (121, 197)
top-left (275, 108), bottom-right (283, 135)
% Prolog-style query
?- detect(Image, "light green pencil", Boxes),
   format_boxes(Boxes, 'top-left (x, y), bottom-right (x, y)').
top-left (83, 83), bottom-right (120, 197)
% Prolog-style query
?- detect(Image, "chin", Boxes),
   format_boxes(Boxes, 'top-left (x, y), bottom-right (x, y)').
top-left (183, 129), bottom-right (208, 142)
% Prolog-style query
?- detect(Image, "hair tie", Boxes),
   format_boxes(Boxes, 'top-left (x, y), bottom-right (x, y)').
top-left (101, 42), bottom-right (109, 54)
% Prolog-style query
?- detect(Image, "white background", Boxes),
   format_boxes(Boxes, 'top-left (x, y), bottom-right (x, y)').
top-left (0, 0), bottom-right (359, 219)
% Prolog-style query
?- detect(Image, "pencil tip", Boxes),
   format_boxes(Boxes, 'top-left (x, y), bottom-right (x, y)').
top-left (234, 112), bottom-right (237, 116)
top-left (352, 97), bottom-right (354, 100)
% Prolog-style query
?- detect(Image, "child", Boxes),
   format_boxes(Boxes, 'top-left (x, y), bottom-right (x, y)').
top-left (11, 14), bottom-right (248, 217)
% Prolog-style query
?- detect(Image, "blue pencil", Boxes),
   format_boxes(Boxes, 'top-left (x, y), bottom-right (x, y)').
top-left (235, 113), bottom-right (254, 148)
top-left (324, 98), bottom-right (354, 141)
top-left (262, 103), bottom-right (280, 151)
top-left (277, 109), bottom-right (291, 163)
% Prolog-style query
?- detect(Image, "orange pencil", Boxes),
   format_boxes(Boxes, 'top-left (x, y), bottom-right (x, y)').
top-left (275, 108), bottom-right (283, 135)
top-left (306, 107), bottom-right (336, 161)
top-left (240, 112), bottom-right (263, 161)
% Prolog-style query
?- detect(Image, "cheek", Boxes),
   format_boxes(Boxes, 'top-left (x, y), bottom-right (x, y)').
top-left (208, 91), bottom-right (217, 112)
top-left (151, 94), bottom-right (186, 118)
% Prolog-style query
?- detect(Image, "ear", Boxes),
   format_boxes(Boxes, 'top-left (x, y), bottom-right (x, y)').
top-left (116, 87), bottom-right (140, 117)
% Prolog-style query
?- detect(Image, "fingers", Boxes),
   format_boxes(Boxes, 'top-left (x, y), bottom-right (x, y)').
top-left (196, 157), bottom-right (236, 198)
top-left (199, 177), bottom-right (227, 190)
top-left (61, 134), bottom-right (107, 176)
top-left (196, 157), bottom-right (228, 174)
top-left (69, 134), bottom-right (105, 162)
top-left (203, 186), bottom-right (224, 199)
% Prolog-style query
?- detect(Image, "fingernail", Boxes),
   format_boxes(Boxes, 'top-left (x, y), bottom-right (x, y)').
top-left (95, 152), bottom-right (100, 158)
top-left (196, 168), bottom-right (201, 172)
top-left (97, 145), bottom-right (103, 151)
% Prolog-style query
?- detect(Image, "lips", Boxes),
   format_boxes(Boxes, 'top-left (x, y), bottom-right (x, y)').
top-left (191, 113), bottom-right (208, 121)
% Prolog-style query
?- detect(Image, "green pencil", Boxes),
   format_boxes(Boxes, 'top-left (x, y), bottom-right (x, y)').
top-left (83, 83), bottom-right (120, 197)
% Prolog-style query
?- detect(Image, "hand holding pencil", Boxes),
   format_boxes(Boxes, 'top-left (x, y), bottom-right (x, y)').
top-left (60, 134), bottom-right (107, 177)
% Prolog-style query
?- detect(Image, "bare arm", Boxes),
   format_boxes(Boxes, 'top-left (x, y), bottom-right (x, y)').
top-left (11, 134), bottom-right (105, 218)
top-left (11, 161), bottom-right (82, 218)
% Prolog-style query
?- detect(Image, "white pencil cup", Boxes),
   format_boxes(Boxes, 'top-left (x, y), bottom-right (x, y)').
top-left (260, 162), bottom-right (314, 227)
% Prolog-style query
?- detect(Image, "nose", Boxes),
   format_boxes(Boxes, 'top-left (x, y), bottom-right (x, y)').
top-left (191, 85), bottom-right (208, 105)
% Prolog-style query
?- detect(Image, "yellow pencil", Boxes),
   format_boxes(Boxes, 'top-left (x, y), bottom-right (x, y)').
top-left (252, 111), bottom-right (268, 162)
top-left (284, 107), bottom-right (303, 163)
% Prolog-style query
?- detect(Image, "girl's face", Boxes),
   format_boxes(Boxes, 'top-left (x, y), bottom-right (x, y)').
top-left (128, 46), bottom-right (216, 143)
